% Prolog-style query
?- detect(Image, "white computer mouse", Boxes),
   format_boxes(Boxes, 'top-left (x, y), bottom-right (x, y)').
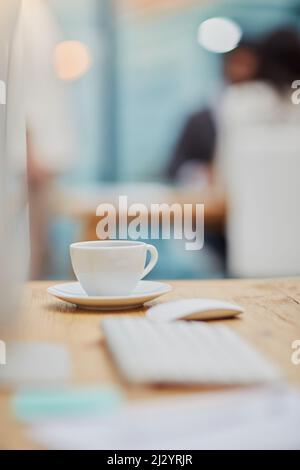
top-left (146, 299), bottom-right (244, 322)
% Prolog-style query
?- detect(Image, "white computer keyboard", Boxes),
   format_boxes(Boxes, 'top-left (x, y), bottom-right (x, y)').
top-left (102, 318), bottom-right (281, 385)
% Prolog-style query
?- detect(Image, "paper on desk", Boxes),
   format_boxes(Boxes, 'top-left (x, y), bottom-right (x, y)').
top-left (0, 342), bottom-right (71, 388)
top-left (29, 384), bottom-right (300, 450)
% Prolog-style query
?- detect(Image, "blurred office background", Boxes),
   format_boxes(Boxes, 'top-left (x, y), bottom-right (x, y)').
top-left (27, 0), bottom-right (300, 280)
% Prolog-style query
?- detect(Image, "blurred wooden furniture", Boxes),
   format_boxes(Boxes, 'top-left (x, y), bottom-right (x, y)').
top-left (1, 277), bottom-right (300, 449)
top-left (53, 183), bottom-right (226, 241)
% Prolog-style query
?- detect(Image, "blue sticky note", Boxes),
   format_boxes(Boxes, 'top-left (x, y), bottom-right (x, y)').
top-left (12, 385), bottom-right (123, 421)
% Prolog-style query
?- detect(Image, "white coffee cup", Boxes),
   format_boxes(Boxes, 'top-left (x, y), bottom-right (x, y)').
top-left (70, 240), bottom-right (158, 297)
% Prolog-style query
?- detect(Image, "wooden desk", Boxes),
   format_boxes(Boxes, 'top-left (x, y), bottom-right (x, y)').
top-left (1, 278), bottom-right (300, 449)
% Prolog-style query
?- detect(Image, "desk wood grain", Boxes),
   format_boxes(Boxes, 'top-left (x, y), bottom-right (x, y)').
top-left (1, 278), bottom-right (300, 449)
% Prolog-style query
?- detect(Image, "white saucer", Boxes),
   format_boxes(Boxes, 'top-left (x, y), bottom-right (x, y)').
top-left (47, 281), bottom-right (172, 311)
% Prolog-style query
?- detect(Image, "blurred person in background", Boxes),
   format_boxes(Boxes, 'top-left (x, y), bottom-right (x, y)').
top-left (216, 28), bottom-right (300, 277)
top-left (24, 0), bottom-right (74, 279)
top-left (167, 40), bottom-right (261, 268)
top-left (166, 40), bottom-right (260, 184)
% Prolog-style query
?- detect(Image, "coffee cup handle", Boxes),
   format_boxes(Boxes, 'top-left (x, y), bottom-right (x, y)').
top-left (142, 244), bottom-right (158, 279)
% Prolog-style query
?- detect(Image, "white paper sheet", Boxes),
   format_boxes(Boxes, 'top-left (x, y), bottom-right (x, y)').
top-left (29, 384), bottom-right (300, 450)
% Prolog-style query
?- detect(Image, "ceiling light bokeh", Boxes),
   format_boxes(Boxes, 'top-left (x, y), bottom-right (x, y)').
top-left (198, 17), bottom-right (242, 53)
top-left (54, 40), bottom-right (92, 81)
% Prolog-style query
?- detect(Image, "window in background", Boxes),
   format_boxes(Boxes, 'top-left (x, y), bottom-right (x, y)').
top-left (50, 0), bottom-right (107, 183)
top-left (50, 0), bottom-right (300, 185)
